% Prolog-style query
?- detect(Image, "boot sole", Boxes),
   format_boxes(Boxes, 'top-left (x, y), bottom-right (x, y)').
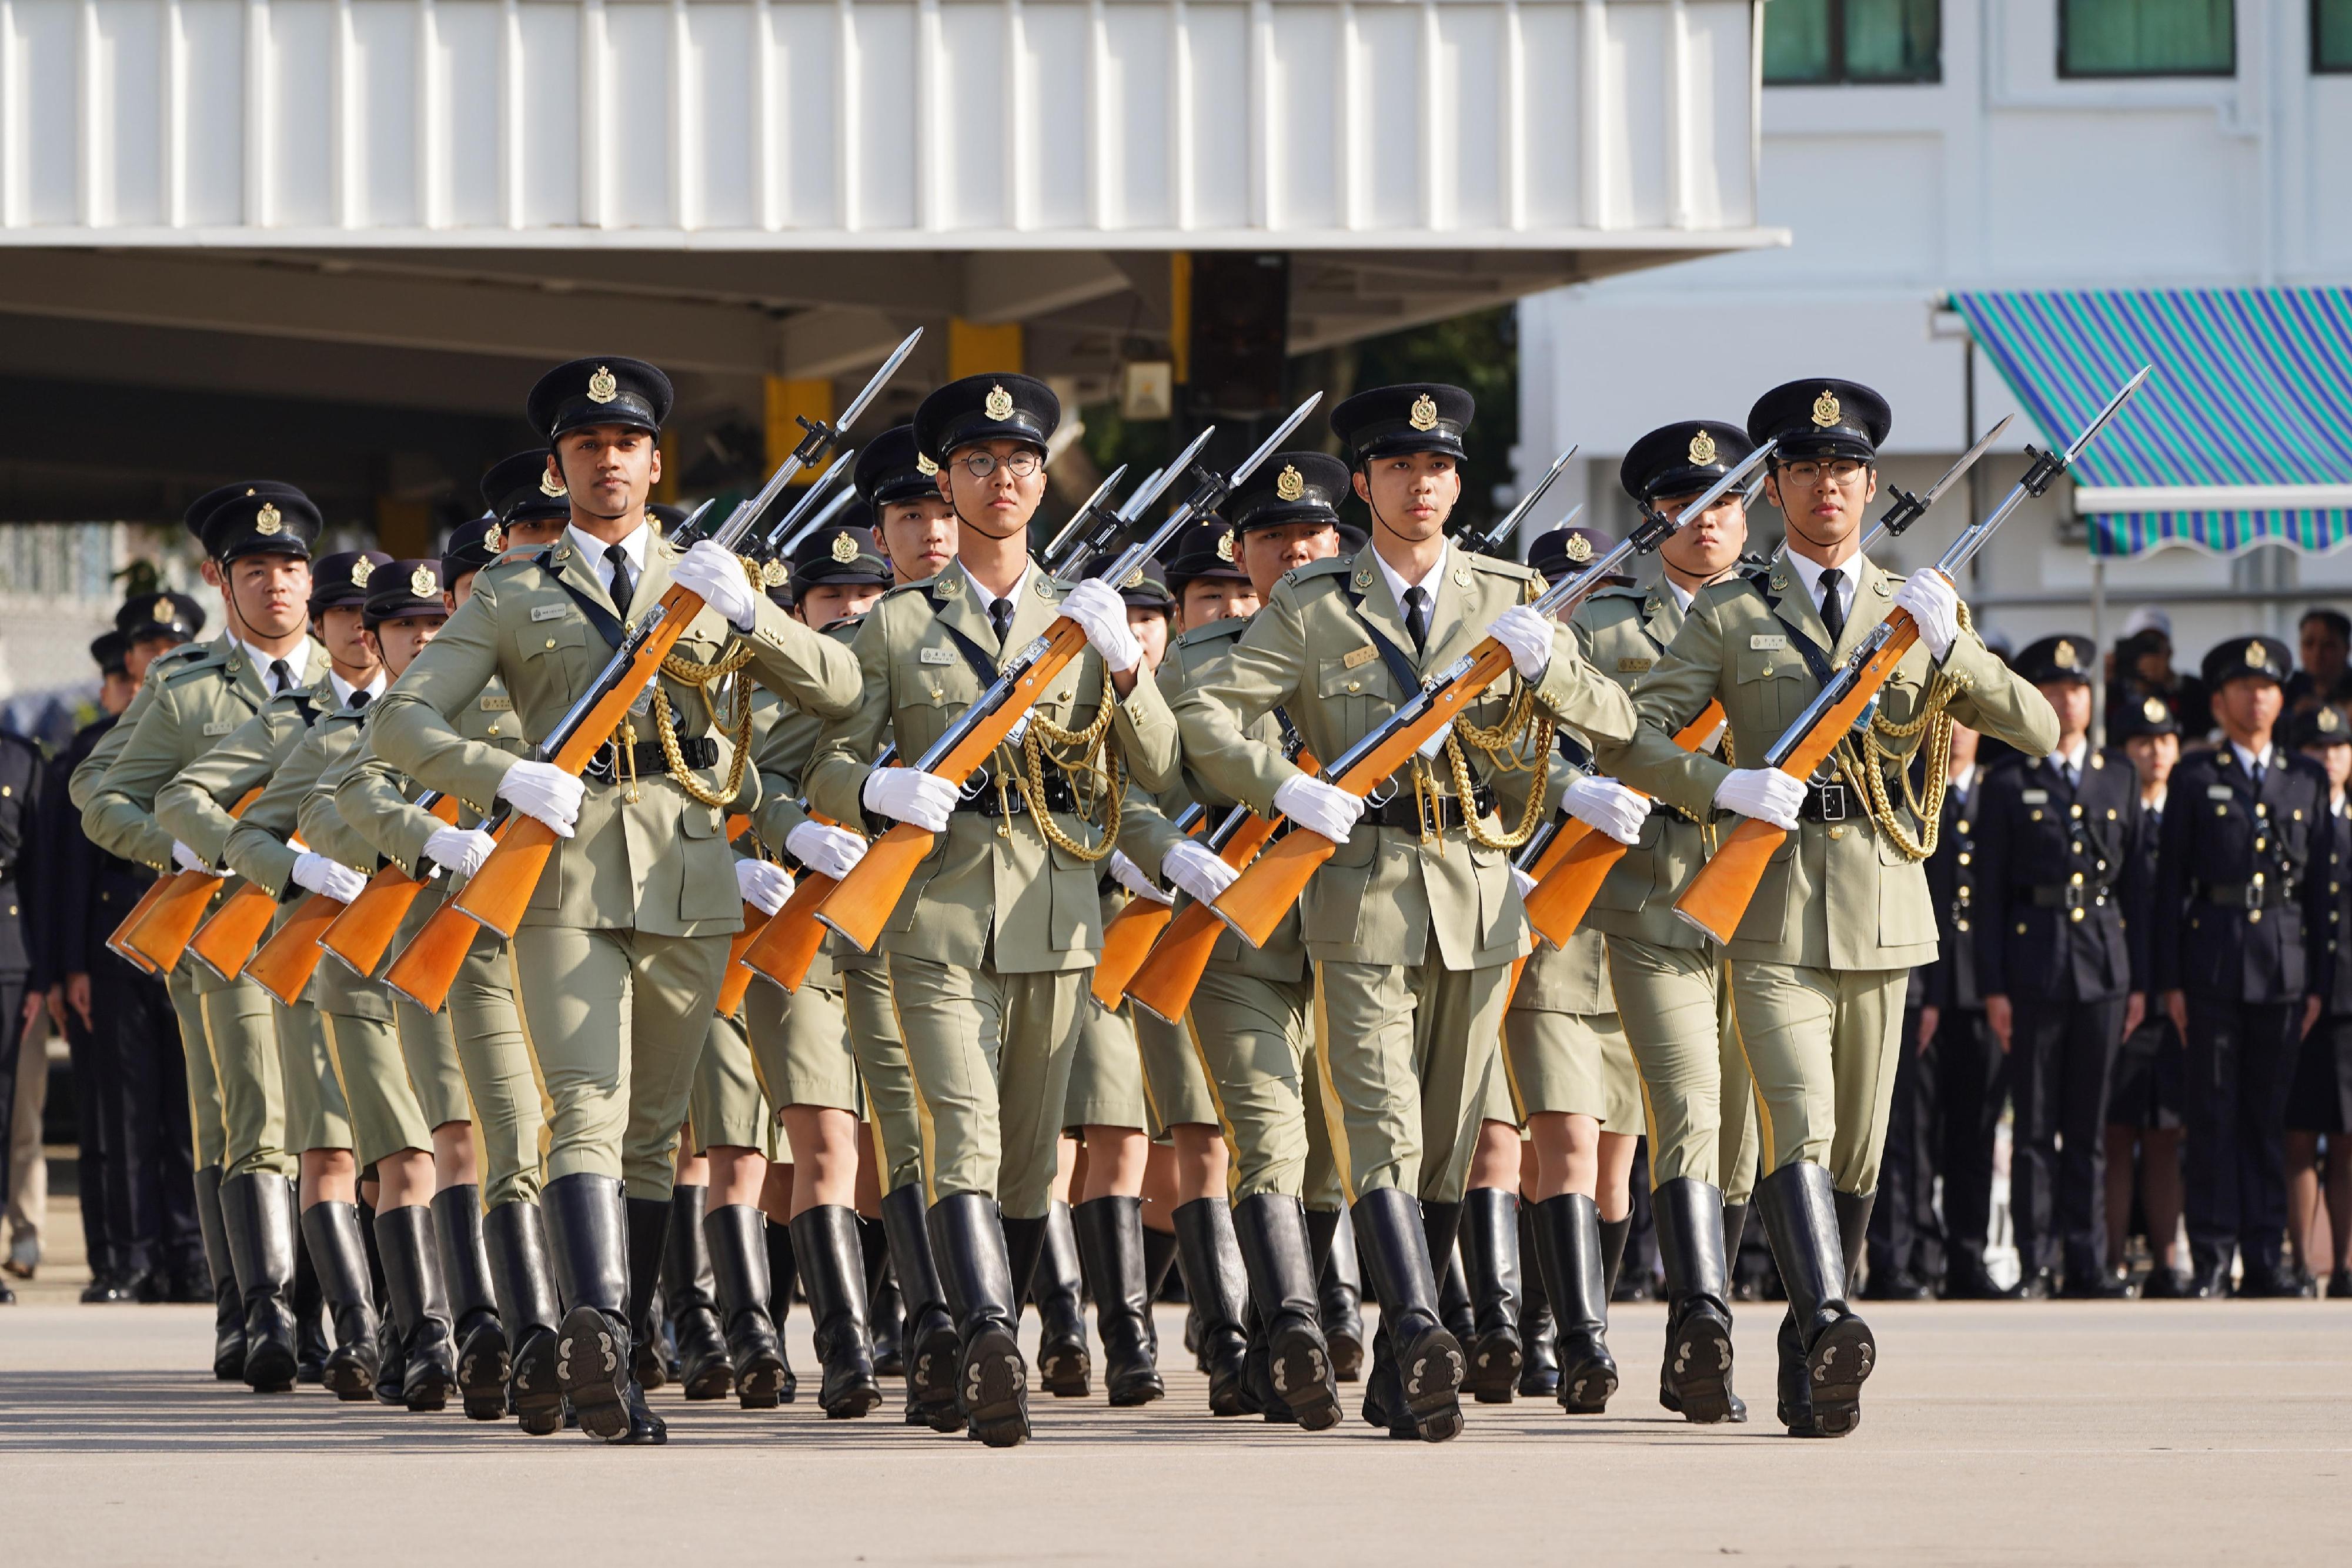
top-left (734, 1349), bottom-right (786, 1409)
top-left (243, 1343), bottom-right (297, 1394)
top-left (457, 1327), bottom-right (510, 1421)
top-left (554, 1307), bottom-right (630, 1443)
top-left (680, 1362), bottom-right (733, 1402)
top-left (1106, 1371), bottom-right (1165, 1408)
top-left (322, 1350), bottom-right (377, 1402)
top-left (1037, 1337), bottom-right (1091, 1398)
top-left (1803, 1318), bottom-right (1875, 1439)
top-left (511, 1332), bottom-right (564, 1435)
top-left (1399, 1329), bottom-right (1466, 1443)
top-left (1559, 1355), bottom-right (1619, 1415)
top-left (405, 1366), bottom-right (455, 1413)
top-left (1269, 1329), bottom-right (1341, 1432)
top-left (1463, 1329), bottom-right (1522, 1404)
top-left (822, 1375), bottom-right (884, 1419)
top-left (1329, 1330), bottom-right (1364, 1382)
top-left (911, 1326), bottom-right (964, 1431)
top-left (960, 1328), bottom-right (1030, 1447)
top-left (1666, 1317), bottom-right (1736, 1423)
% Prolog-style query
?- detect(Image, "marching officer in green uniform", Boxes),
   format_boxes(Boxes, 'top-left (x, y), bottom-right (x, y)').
top-left (801, 373), bottom-right (1182, 1447)
top-left (82, 482), bottom-right (329, 1392)
top-left (1174, 386), bottom-right (1638, 1443)
top-left (369, 356), bottom-right (862, 1444)
top-left (1600, 379), bottom-right (2056, 1437)
top-left (481, 449), bottom-right (584, 553)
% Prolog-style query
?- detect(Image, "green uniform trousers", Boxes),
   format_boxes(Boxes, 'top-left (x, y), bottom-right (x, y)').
top-left (1135, 1009), bottom-right (1219, 1135)
top-left (1188, 969), bottom-right (1325, 1203)
top-left (507, 925), bottom-right (729, 1203)
top-left (1311, 958), bottom-right (1512, 1207)
top-left (420, 917), bottom-right (546, 1209)
top-left (197, 967), bottom-right (293, 1181)
top-left (690, 1013), bottom-right (771, 1154)
top-left (319, 1007), bottom-right (432, 1170)
top-left (1065, 1001), bottom-right (1148, 1131)
top-left (887, 953), bottom-right (1080, 1222)
top-left (840, 962), bottom-right (928, 1198)
top-left (1606, 937), bottom-right (1761, 1201)
top-left (1502, 1004), bottom-right (1645, 1131)
top-left (166, 964), bottom-right (228, 1169)
top-left (746, 979), bottom-right (862, 1115)
top-left (274, 998), bottom-right (352, 1158)
top-left (1726, 961), bottom-right (1905, 1195)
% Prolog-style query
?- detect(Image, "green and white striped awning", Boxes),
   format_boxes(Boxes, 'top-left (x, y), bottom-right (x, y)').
top-left (1949, 287), bottom-right (2352, 559)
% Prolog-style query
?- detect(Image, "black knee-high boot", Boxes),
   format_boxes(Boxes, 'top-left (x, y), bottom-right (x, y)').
top-left (1307, 1205), bottom-right (1365, 1381)
top-left (193, 1168), bottom-right (247, 1380)
top-left (763, 1215), bottom-right (800, 1403)
top-left (879, 1184), bottom-right (958, 1430)
top-left (1073, 1196), bottom-right (1165, 1407)
top-left (860, 1215), bottom-right (906, 1376)
top-left (298, 1201), bottom-right (380, 1400)
top-left (1455, 1188), bottom-right (1522, 1403)
top-left (790, 1204), bottom-right (884, 1418)
top-left (375, 1203), bottom-right (457, 1412)
top-left (1516, 1195), bottom-right (1559, 1398)
top-left (1534, 1193), bottom-right (1618, 1415)
top-left (216, 1172), bottom-right (298, 1393)
top-left (292, 1209), bottom-right (328, 1385)
top-left (1756, 1164), bottom-right (1875, 1439)
top-left (1011, 1201), bottom-right (1090, 1398)
top-left (704, 1203), bottom-right (787, 1408)
top-left (1351, 1188), bottom-right (1466, 1443)
top-left (484, 1200), bottom-right (562, 1434)
top-left (1233, 1194), bottom-right (1340, 1431)
top-left (665, 1185), bottom-right (730, 1401)
top-left (929, 1192), bottom-right (1030, 1447)
top-left (432, 1185), bottom-right (507, 1420)
top-left (1653, 1178), bottom-right (1744, 1424)
top-left (545, 1174), bottom-right (664, 1445)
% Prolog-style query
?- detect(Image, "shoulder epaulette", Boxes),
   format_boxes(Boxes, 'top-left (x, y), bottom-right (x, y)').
top-left (882, 578), bottom-right (935, 603)
top-left (162, 648), bottom-right (233, 685)
top-left (1281, 556), bottom-right (1354, 590)
top-left (1466, 552), bottom-right (1539, 581)
top-left (1174, 617), bottom-right (1248, 649)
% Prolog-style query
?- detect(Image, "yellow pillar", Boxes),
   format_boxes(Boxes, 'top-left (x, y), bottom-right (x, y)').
top-left (654, 431), bottom-right (680, 504)
top-left (947, 319), bottom-right (1024, 380)
top-left (766, 377), bottom-right (836, 484)
top-left (1170, 252), bottom-right (1192, 386)
top-left (374, 497), bottom-right (432, 559)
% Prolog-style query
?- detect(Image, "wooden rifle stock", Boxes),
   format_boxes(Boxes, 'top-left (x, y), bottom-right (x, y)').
top-left (123, 785), bottom-right (266, 971)
top-left (1091, 899), bottom-right (1175, 1011)
top-left (741, 870), bottom-right (837, 992)
top-left (817, 620), bottom-right (1093, 952)
top-left (383, 897), bottom-right (483, 1014)
top-left (1673, 616), bottom-right (1922, 943)
top-left (714, 908), bottom-right (770, 1015)
top-left (1524, 701), bottom-right (1725, 950)
top-left (318, 797), bottom-right (462, 977)
top-left (245, 893), bottom-right (346, 1006)
top-left (1121, 758), bottom-right (1308, 1024)
top-left (188, 880), bottom-right (286, 981)
top-left (105, 877), bottom-right (173, 972)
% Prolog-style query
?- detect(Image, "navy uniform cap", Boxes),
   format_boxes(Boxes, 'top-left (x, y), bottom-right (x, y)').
top-left (441, 514), bottom-right (507, 583)
top-left (789, 510), bottom-right (893, 599)
top-left (856, 424), bottom-right (941, 509)
top-left (914, 374), bottom-right (1060, 464)
top-left (1621, 420), bottom-right (1757, 504)
top-left (1746, 379), bottom-right (1890, 463)
top-left (2289, 703), bottom-right (2352, 750)
top-left (482, 450), bottom-right (573, 526)
top-left (2202, 634), bottom-right (2293, 691)
top-left (1329, 383), bottom-right (1474, 466)
top-left (1102, 557), bottom-right (1174, 614)
top-left (363, 559), bottom-right (450, 627)
top-left (2014, 633), bottom-right (2096, 688)
top-left (90, 629), bottom-right (130, 677)
top-left (2109, 688), bottom-right (2181, 741)
top-left (1161, 520), bottom-right (1250, 591)
top-left (117, 590), bottom-right (205, 643)
top-left (526, 357), bottom-right (673, 443)
top-left (1530, 526), bottom-right (1629, 587)
top-left (1230, 451), bottom-right (1351, 536)
top-left (196, 482), bottom-right (320, 563)
top-left (310, 550), bottom-right (394, 614)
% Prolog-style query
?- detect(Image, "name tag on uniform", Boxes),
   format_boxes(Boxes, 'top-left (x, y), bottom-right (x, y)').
top-left (920, 647), bottom-right (956, 665)
top-left (202, 721), bottom-right (235, 735)
top-left (1749, 634), bottom-right (1786, 651)
top-left (2019, 789), bottom-right (2049, 804)
top-left (530, 604), bottom-right (565, 622)
top-left (479, 696), bottom-right (512, 711)
top-left (2208, 784), bottom-right (2235, 800)
top-left (1618, 657), bottom-right (1654, 673)
top-left (1342, 645), bottom-right (1380, 671)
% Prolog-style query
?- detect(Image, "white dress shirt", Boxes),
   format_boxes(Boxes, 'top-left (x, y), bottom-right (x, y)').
top-left (569, 521), bottom-right (652, 607)
top-left (240, 638), bottom-right (310, 693)
top-left (1783, 547), bottom-right (1860, 630)
top-left (1372, 541), bottom-right (1449, 624)
top-left (329, 669), bottom-right (387, 709)
top-left (2047, 738), bottom-right (2090, 783)
top-left (961, 559), bottom-right (1035, 633)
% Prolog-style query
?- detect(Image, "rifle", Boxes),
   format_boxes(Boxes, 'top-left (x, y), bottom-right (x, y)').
top-left (1673, 369), bottom-right (2149, 944)
top-left (1205, 441), bottom-right (1779, 951)
top-left (1089, 803), bottom-right (1205, 1011)
top-left (1519, 419), bottom-right (2012, 950)
top-left (118, 785), bottom-right (268, 971)
top-left (1455, 443), bottom-right (1578, 557)
top-left (103, 877), bottom-right (172, 973)
top-left (246, 892), bottom-right (348, 1006)
top-left (317, 795), bottom-right (463, 977)
top-left (383, 440), bottom-right (883, 1012)
top-left (815, 402), bottom-right (1321, 954)
top-left (188, 840), bottom-right (310, 981)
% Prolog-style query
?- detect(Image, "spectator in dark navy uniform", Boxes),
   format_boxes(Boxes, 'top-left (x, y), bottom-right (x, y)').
top-left (1925, 724), bottom-right (2012, 1299)
top-left (2154, 636), bottom-right (2331, 1299)
top-left (2104, 692), bottom-right (2191, 1296)
top-left (2110, 608), bottom-right (2213, 744)
top-left (1973, 634), bottom-right (2146, 1299)
top-left (2287, 609), bottom-right (2352, 720)
top-left (2284, 703), bottom-right (2352, 1299)
top-left (0, 699), bottom-right (45, 1300)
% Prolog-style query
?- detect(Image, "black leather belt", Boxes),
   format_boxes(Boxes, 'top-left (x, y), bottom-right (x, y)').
top-left (2203, 879), bottom-right (2288, 910)
top-left (1648, 800), bottom-right (1700, 828)
top-left (2026, 881), bottom-right (2111, 910)
top-left (583, 735), bottom-right (718, 785)
top-left (1799, 781), bottom-right (1853, 823)
top-left (954, 767), bottom-right (1079, 818)
top-left (1363, 784), bottom-right (1496, 833)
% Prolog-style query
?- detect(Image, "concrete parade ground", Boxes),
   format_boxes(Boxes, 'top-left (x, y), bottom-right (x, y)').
top-left (4, 1277), bottom-right (2347, 1567)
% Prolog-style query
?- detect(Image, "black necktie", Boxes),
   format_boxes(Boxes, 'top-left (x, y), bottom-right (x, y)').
top-left (1818, 568), bottom-right (1846, 646)
top-left (1404, 586), bottom-right (1432, 655)
top-left (269, 658), bottom-right (293, 695)
top-left (605, 543), bottom-right (635, 611)
top-left (2251, 757), bottom-right (2265, 788)
top-left (2059, 758), bottom-right (2077, 790)
top-left (348, 689), bottom-right (371, 711)
top-left (990, 597), bottom-right (1014, 650)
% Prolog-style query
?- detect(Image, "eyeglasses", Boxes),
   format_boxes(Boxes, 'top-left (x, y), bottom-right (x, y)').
top-left (955, 449), bottom-right (1044, 480)
top-left (1777, 459), bottom-right (1867, 487)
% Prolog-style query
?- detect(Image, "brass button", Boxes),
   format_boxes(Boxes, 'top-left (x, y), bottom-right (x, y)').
top-left (2030, 809), bottom-right (2043, 821)
top-left (488, 724), bottom-right (501, 737)
top-left (2257, 803), bottom-right (2270, 817)
top-left (1957, 851), bottom-right (1971, 865)
top-left (544, 637), bottom-right (557, 650)
top-left (2070, 871), bottom-right (2084, 884)
top-left (1829, 825), bottom-right (1845, 840)
top-left (2015, 922), bottom-right (2027, 934)
top-left (2250, 908), bottom-right (2263, 923)
top-left (1348, 680), bottom-right (1361, 692)
top-left (1959, 820), bottom-right (1972, 834)
top-left (2069, 907), bottom-right (2084, 922)
top-left (2256, 838), bottom-right (2267, 853)
top-left (1957, 918), bottom-right (1970, 931)
top-left (2070, 803), bottom-right (2083, 818)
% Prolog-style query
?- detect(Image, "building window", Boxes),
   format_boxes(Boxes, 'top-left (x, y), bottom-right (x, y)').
top-left (2059, 0), bottom-right (2236, 78)
top-left (2317, 0), bottom-right (2352, 72)
top-left (1762, 0), bottom-right (1942, 85)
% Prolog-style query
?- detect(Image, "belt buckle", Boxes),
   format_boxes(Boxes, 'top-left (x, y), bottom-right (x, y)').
top-left (2243, 881), bottom-right (2264, 911)
top-left (1816, 782), bottom-right (1849, 823)
top-left (583, 742), bottom-right (617, 785)
top-left (2064, 882), bottom-right (2086, 911)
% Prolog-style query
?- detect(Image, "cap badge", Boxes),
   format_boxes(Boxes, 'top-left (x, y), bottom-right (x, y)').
top-left (2053, 640), bottom-right (2074, 668)
top-left (146, 596), bottom-right (165, 620)
top-left (2144, 696), bottom-right (2167, 723)
top-left (1563, 533), bottom-right (1593, 564)
top-left (485, 523), bottom-right (505, 552)
top-left (761, 559), bottom-right (790, 588)
top-left (1121, 567), bottom-right (1144, 590)
top-left (254, 501), bottom-right (283, 535)
top-left (586, 365), bottom-right (619, 404)
top-left (984, 383), bottom-right (1015, 423)
top-left (1215, 530), bottom-right (1236, 563)
top-left (830, 533), bottom-right (861, 564)
top-left (1408, 393), bottom-right (1439, 432)
top-left (916, 452), bottom-right (939, 477)
top-left (2247, 642), bottom-right (2267, 668)
top-left (410, 565), bottom-right (437, 597)
top-left (1812, 389), bottom-right (1842, 427)
top-left (1688, 429), bottom-right (1717, 466)
top-left (539, 469), bottom-right (567, 499)
top-left (1275, 464), bottom-right (1306, 503)
top-left (350, 557), bottom-right (374, 588)
top-left (2324, 708), bottom-right (2343, 734)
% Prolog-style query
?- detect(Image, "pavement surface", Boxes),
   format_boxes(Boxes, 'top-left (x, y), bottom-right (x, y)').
top-left (4, 1291), bottom-right (2347, 1566)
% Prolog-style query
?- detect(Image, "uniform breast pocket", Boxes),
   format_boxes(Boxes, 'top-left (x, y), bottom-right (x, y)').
top-left (1318, 653), bottom-right (1401, 740)
top-left (1732, 646), bottom-right (1806, 730)
top-left (677, 801), bottom-right (740, 922)
top-left (520, 618), bottom-right (590, 704)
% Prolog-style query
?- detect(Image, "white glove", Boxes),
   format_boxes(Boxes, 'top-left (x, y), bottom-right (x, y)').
top-left (1512, 867), bottom-right (1539, 902)
top-left (1485, 604), bottom-right (1556, 682)
top-left (1109, 851), bottom-right (1172, 906)
top-left (1713, 768), bottom-right (1807, 832)
top-left (1060, 579), bottom-right (1144, 674)
top-left (496, 759), bottom-right (584, 838)
top-left (1163, 840), bottom-right (1240, 907)
top-left (171, 841), bottom-right (222, 877)
top-left (786, 821), bottom-right (868, 881)
top-left (1273, 774), bottom-right (1367, 845)
top-left (422, 826), bottom-right (495, 880)
top-left (862, 768), bottom-right (961, 834)
top-left (1893, 569), bottom-right (1960, 661)
top-left (290, 851), bottom-right (367, 904)
top-left (672, 539), bottom-right (761, 631)
top-left (1561, 774), bottom-right (1650, 847)
top-left (735, 858), bottom-right (795, 917)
